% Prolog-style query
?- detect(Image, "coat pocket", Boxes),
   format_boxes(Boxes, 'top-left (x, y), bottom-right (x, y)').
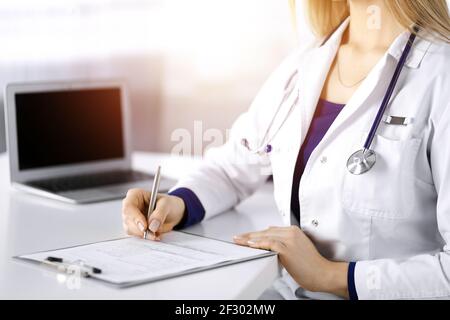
top-left (342, 134), bottom-right (422, 219)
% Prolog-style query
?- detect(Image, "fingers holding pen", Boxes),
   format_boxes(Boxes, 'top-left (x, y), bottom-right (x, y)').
top-left (122, 199), bottom-right (148, 237)
top-left (121, 189), bottom-right (161, 240)
top-left (121, 186), bottom-right (187, 241)
top-left (147, 196), bottom-right (171, 236)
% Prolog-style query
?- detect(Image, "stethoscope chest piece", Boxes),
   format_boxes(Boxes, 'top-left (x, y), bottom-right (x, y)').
top-left (347, 149), bottom-right (376, 175)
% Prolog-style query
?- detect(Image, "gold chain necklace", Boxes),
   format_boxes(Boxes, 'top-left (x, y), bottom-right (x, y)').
top-left (336, 51), bottom-right (368, 88)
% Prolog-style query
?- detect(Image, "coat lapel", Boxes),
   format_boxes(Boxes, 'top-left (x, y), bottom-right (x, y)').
top-left (311, 29), bottom-right (433, 156)
top-left (298, 19), bottom-right (349, 146)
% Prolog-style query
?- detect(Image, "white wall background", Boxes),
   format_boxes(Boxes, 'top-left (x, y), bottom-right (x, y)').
top-left (1, 1), bottom-right (448, 155)
top-left (0, 0), bottom-right (298, 154)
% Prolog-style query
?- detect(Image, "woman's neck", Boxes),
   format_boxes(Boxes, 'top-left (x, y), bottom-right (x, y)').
top-left (345, 0), bottom-right (405, 51)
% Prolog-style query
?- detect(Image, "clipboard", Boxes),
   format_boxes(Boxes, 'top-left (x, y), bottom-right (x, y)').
top-left (15, 231), bottom-right (277, 288)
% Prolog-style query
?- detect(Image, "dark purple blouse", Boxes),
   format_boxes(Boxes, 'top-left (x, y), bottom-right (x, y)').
top-left (290, 99), bottom-right (345, 222)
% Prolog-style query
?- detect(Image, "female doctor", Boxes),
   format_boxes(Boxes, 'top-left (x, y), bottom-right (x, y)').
top-left (122, 0), bottom-right (450, 299)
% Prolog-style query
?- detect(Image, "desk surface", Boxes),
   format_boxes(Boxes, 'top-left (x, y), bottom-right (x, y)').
top-left (0, 152), bottom-right (282, 299)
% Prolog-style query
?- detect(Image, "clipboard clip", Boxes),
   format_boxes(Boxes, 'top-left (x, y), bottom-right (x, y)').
top-left (43, 256), bottom-right (102, 278)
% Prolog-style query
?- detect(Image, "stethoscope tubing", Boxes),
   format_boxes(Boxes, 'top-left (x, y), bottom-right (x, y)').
top-left (243, 28), bottom-right (418, 166)
top-left (245, 69), bottom-right (299, 155)
top-left (363, 32), bottom-right (417, 151)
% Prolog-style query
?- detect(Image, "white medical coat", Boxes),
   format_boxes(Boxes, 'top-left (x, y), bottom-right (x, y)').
top-left (172, 19), bottom-right (450, 300)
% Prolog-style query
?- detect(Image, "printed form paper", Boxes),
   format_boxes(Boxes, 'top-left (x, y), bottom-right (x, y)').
top-left (18, 231), bottom-right (274, 286)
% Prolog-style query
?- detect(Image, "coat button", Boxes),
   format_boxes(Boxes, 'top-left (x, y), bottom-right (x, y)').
top-left (311, 219), bottom-right (319, 227)
top-left (320, 156), bottom-right (328, 164)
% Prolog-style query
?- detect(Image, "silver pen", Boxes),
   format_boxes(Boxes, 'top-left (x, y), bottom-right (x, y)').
top-left (144, 166), bottom-right (162, 240)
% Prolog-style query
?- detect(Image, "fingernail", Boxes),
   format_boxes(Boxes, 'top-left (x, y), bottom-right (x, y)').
top-left (233, 235), bottom-right (244, 240)
top-left (137, 221), bottom-right (145, 232)
top-left (149, 220), bottom-right (161, 233)
top-left (247, 240), bottom-right (257, 246)
top-left (148, 234), bottom-right (161, 241)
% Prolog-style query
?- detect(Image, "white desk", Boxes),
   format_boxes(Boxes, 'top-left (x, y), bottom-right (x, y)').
top-left (0, 152), bottom-right (282, 299)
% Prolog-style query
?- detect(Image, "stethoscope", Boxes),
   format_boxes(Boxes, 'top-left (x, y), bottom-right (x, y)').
top-left (241, 31), bottom-right (417, 175)
top-left (241, 68), bottom-right (300, 155)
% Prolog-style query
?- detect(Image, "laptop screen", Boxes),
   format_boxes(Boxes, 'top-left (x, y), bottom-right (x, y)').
top-left (15, 88), bottom-right (125, 170)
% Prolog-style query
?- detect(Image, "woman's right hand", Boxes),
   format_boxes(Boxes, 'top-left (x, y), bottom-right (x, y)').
top-left (121, 189), bottom-right (186, 240)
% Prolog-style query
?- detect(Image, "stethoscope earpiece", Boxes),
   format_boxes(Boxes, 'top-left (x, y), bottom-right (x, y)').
top-left (241, 138), bottom-right (250, 149)
top-left (241, 138), bottom-right (273, 155)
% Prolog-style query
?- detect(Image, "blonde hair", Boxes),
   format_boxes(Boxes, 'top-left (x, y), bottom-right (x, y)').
top-left (289, 0), bottom-right (450, 42)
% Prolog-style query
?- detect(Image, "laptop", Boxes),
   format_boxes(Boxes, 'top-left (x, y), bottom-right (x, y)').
top-left (4, 80), bottom-right (175, 204)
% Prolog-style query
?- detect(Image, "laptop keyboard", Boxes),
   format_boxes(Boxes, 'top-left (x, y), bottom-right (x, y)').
top-left (28, 170), bottom-right (153, 193)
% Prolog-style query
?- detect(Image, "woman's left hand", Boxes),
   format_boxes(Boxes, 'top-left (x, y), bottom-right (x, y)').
top-left (233, 225), bottom-right (349, 298)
